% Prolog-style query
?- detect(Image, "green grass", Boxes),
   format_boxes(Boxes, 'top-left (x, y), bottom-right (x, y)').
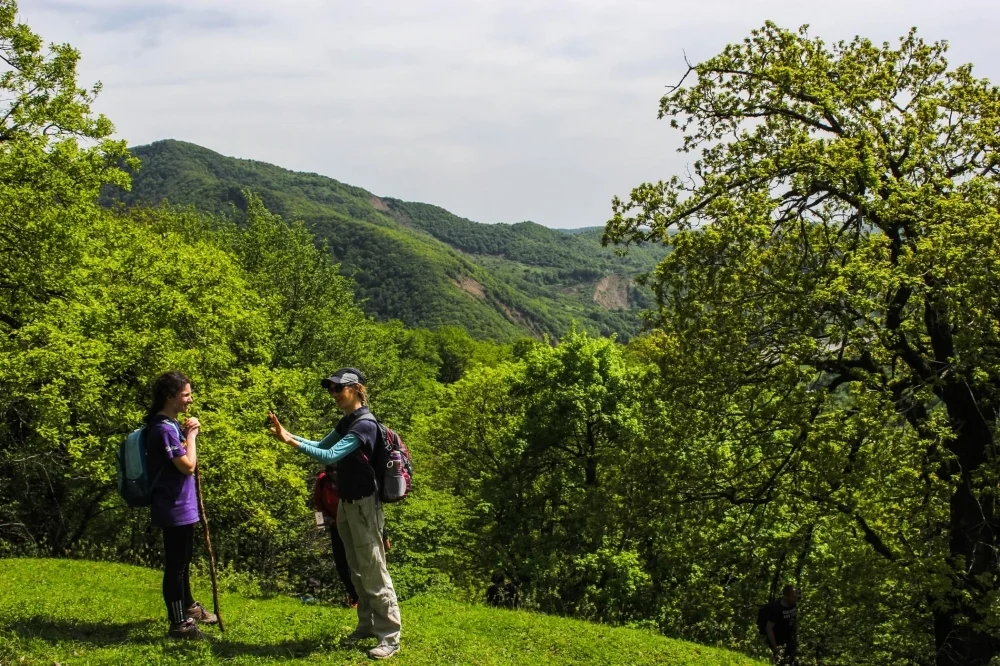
top-left (0, 559), bottom-right (765, 665)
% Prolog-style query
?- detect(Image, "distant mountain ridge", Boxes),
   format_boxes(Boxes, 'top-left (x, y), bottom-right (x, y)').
top-left (103, 140), bottom-right (666, 341)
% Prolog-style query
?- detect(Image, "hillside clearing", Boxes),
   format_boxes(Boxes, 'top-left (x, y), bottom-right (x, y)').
top-left (0, 559), bottom-right (765, 666)
top-left (592, 274), bottom-right (629, 310)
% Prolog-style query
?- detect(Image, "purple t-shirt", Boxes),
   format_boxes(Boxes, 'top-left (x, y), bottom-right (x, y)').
top-left (145, 415), bottom-right (199, 527)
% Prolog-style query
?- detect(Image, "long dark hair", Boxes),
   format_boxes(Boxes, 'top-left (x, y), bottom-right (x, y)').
top-left (144, 371), bottom-right (191, 424)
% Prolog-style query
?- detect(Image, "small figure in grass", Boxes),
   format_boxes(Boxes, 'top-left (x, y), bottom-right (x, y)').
top-left (144, 371), bottom-right (218, 640)
top-left (761, 585), bottom-right (799, 665)
top-left (486, 572), bottom-right (519, 610)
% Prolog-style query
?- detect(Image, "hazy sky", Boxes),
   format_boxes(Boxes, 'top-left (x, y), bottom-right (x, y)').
top-left (20, 0), bottom-right (1000, 228)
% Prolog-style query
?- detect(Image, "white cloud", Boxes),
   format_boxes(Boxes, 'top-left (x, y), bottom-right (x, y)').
top-left (18, 0), bottom-right (1000, 227)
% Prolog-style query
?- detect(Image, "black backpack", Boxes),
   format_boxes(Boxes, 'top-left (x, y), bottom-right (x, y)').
top-left (355, 413), bottom-right (413, 503)
top-left (756, 603), bottom-right (770, 635)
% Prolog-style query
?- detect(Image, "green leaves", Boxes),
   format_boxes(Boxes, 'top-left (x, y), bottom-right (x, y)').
top-left (608, 22), bottom-right (1000, 664)
top-left (419, 330), bottom-right (656, 621)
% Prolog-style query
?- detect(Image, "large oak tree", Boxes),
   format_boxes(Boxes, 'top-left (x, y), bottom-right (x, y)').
top-left (606, 23), bottom-right (1000, 665)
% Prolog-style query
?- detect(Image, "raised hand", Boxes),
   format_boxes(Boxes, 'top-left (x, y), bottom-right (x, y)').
top-left (268, 411), bottom-right (295, 446)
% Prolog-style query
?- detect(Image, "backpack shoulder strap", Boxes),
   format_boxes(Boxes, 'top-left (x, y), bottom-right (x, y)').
top-left (147, 420), bottom-right (182, 488)
top-left (353, 413), bottom-right (388, 446)
top-left (349, 413), bottom-right (383, 467)
top-left (144, 419), bottom-right (182, 442)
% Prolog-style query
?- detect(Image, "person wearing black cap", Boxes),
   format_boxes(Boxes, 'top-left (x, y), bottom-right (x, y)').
top-left (268, 368), bottom-right (401, 660)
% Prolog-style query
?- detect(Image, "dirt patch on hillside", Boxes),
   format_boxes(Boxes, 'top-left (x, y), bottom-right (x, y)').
top-left (453, 276), bottom-right (486, 300)
top-left (499, 302), bottom-right (525, 324)
top-left (499, 302), bottom-right (543, 337)
top-left (369, 196), bottom-right (390, 212)
top-left (593, 274), bottom-right (629, 310)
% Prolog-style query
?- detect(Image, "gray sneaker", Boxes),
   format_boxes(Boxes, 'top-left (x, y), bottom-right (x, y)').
top-left (368, 643), bottom-right (400, 660)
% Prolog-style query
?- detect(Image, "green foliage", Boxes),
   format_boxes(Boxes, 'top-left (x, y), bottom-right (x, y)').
top-left (0, 558), bottom-right (766, 665)
top-left (0, 0), bottom-right (118, 148)
top-left (0, 190), bottom-right (455, 597)
top-left (102, 139), bottom-right (667, 342)
top-left (0, 2), bottom-right (467, 604)
top-left (0, 17), bottom-right (440, 590)
top-left (420, 331), bottom-right (660, 625)
top-left (401, 326), bottom-right (511, 384)
top-left (384, 199), bottom-right (664, 273)
top-left (0, 0), bottom-right (133, 333)
top-left (606, 22), bottom-right (1000, 665)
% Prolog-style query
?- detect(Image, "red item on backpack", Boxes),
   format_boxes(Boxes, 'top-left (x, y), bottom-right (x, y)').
top-left (313, 470), bottom-right (340, 517)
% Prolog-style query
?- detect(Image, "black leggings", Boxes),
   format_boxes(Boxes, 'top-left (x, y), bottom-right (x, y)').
top-left (330, 522), bottom-right (358, 603)
top-left (162, 524), bottom-right (195, 624)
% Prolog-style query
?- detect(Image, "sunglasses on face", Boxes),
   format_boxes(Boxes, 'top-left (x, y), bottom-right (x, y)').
top-left (328, 384), bottom-right (349, 394)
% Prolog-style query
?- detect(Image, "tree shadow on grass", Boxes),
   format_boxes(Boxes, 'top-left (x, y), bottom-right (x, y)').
top-left (210, 637), bottom-right (328, 659)
top-left (210, 632), bottom-right (378, 661)
top-left (4, 616), bottom-right (162, 646)
top-left (4, 616), bottom-right (365, 661)
top-left (211, 632), bottom-right (376, 660)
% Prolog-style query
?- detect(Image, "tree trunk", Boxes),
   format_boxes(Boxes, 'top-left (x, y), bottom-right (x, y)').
top-left (584, 421), bottom-right (598, 487)
top-left (935, 386), bottom-right (999, 666)
top-left (61, 486), bottom-right (110, 552)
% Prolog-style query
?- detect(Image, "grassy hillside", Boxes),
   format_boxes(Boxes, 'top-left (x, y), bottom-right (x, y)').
top-left (102, 140), bottom-right (666, 342)
top-left (0, 559), bottom-right (765, 665)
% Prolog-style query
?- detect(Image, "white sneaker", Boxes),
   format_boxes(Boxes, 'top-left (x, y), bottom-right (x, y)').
top-left (368, 643), bottom-right (400, 660)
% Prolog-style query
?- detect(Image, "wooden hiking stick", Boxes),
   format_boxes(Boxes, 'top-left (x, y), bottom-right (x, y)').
top-left (194, 465), bottom-right (225, 631)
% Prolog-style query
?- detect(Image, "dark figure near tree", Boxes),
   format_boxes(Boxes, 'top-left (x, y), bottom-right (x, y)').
top-left (486, 572), bottom-right (518, 609)
top-left (762, 585), bottom-right (799, 665)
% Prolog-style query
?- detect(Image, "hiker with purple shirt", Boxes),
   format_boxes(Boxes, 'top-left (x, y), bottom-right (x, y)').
top-left (144, 371), bottom-right (218, 640)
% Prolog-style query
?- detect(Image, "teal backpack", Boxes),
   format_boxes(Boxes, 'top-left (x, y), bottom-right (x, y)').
top-left (116, 421), bottom-right (179, 507)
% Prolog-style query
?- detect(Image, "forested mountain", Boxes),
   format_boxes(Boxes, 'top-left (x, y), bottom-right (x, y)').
top-left (102, 140), bottom-right (666, 341)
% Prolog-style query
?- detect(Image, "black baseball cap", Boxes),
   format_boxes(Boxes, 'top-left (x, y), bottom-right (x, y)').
top-left (320, 367), bottom-right (366, 389)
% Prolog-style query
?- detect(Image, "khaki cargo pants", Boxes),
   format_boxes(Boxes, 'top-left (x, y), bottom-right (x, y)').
top-left (337, 493), bottom-right (401, 646)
